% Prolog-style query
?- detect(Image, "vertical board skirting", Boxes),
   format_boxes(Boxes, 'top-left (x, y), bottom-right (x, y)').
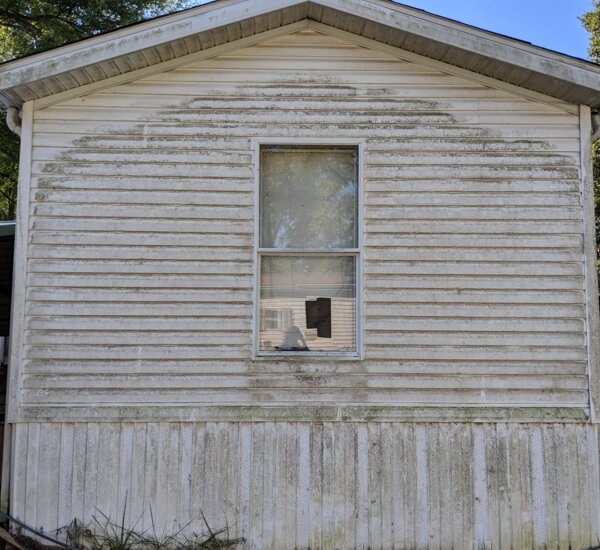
top-left (58, 423), bottom-right (74, 528)
top-left (529, 426), bottom-right (547, 549)
top-left (179, 423), bottom-right (194, 537)
top-left (472, 426), bottom-right (488, 549)
top-left (355, 424), bottom-right (369, 548)
top-left (117, 423), bottom-right (134, 526)
top-left (588, 427), bottom-right (600, 536)
top-left (10, 421), bottom-right (600, 549)
top-left (295, 423), bottom-right (311, 548)
top-left (415, 426), bottom-right (429, 549)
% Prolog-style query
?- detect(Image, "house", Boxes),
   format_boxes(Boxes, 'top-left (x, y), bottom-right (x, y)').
top-left (1, 0), bottom-right (600, 547)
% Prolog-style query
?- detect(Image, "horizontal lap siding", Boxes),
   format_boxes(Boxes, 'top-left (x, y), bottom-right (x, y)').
top-left (22, 29), bottom-right (586, 414)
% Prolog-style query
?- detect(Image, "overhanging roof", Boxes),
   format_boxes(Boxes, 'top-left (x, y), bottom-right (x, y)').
top-left (1, 0), bottom-right (600, 108)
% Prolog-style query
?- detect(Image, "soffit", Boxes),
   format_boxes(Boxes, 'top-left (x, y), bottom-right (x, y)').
top-left (1, 0), bottom-right (599, 108)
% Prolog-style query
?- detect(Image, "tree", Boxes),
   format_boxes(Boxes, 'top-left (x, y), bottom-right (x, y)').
top-left (0, 115), bottom-right (18, 220)
top-left (0, 1), bottom-right (188, 61)
top-left (583, 2), bottom-right (600, 64)
top-left (593, 141), bottom-right (600, 281)
top-left (0, 0), bottom-right (187, 219)
top-left (582, 2), bottom-right (600, 287)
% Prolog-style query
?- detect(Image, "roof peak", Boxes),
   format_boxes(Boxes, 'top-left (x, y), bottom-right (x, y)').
top-left (1, 0), bottom-right (599, 108)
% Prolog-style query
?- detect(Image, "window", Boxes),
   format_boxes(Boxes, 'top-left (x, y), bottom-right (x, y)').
top-left (256, 143), bottom-right (360, 356)
top-left (260, 308), bottom-right (293, 331)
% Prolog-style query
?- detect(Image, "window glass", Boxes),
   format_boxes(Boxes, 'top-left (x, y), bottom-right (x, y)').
top-left (260, 145), bottom-right (358, 249)
top-left (259, 256), bottom-right (356, 352)
top-left (258, 143), bottom-right (359, 355)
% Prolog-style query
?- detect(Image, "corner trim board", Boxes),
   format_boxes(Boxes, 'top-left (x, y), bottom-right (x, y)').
top-left (580, 105), bottom-right (600, 423)
top-left (6, 101), bottom-right (33, 424)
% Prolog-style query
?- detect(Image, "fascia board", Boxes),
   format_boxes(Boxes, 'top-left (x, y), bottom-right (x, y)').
top-left (0, 0), bottom-right (304, 91)
top-left (309, 21), bottom-right (578, 115)
top-left (1, 0), bottom-right (600, 103)
top-left (0, 91), bottom-right (19, 108)
top-left (319, 0), bottom-right (600, 91)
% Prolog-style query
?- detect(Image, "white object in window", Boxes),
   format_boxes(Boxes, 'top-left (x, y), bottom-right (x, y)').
top-left (257, 144), bottom-right (359, 355)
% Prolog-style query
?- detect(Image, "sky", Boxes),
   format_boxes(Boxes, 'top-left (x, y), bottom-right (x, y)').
top-left (392, 0), bottom-right (593, 59)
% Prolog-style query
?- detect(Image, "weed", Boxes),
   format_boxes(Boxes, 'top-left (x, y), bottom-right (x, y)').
top-left (64, 507), bottom-right (243, 550)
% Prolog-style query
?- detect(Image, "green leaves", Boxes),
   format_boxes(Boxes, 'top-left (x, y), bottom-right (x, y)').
top-left (593, 140), bottom-right (600, 295)
top-left (586, 2), bottom-right (600, 292)
top-left (0, 106), bottom-right (19, 220)
top-left (0, 0), bottom-right (187, 221)
top-left (0, 0), bottom-right (186, 61)
top-left (582, 1), bottom-right (600, 63)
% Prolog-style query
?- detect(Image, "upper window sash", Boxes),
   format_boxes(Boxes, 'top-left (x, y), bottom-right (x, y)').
top-left (259, 144), bottom-right (359, 250)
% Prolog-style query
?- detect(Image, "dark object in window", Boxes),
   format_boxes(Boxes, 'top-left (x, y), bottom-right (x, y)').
top-left (305, 297), bottom-right (332, 338)
top-left (257, 144), bottom-right (358, 354)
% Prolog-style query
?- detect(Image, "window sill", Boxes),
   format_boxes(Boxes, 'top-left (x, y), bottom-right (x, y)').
top-left (253, 351), bottom-right (362, 361)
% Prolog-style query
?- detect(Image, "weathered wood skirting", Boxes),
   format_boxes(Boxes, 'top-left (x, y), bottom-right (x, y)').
top-left (11, 421), bottom-right (600, 549)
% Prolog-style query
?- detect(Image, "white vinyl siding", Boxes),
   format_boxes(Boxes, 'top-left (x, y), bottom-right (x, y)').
top-left (19, 28), bottom-right (586, 418)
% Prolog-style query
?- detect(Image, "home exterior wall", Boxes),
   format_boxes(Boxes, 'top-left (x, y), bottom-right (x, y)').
top-left (14, 29), bottom-right (587, 417)
top-left (11, 421), bottom-right (600, 549)
top-left (8, 28), bottom-right (598, 548)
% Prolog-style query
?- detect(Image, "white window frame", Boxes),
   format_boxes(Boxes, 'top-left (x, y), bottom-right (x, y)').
top-left (252, 138), bottom-right (364, 359)
top-left (260, 307), bottom-right (293, 331)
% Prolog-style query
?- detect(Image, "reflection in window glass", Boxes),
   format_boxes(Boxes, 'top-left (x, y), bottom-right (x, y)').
top-left (260, 145), bottom-right (358, 249)
top-left (258, 143), bottom-right (359, 355)
top-left (259, 256), bottom-right (356, 352)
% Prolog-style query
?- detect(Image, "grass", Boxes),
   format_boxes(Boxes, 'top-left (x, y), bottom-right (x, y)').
top-left (66, 508), bottom-right (243, 550)
top-left (0, 498), bottom-right (245, 550)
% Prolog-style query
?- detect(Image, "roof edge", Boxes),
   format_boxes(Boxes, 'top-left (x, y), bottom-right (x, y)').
top-left (0, 0), bottom-right (599, 108)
